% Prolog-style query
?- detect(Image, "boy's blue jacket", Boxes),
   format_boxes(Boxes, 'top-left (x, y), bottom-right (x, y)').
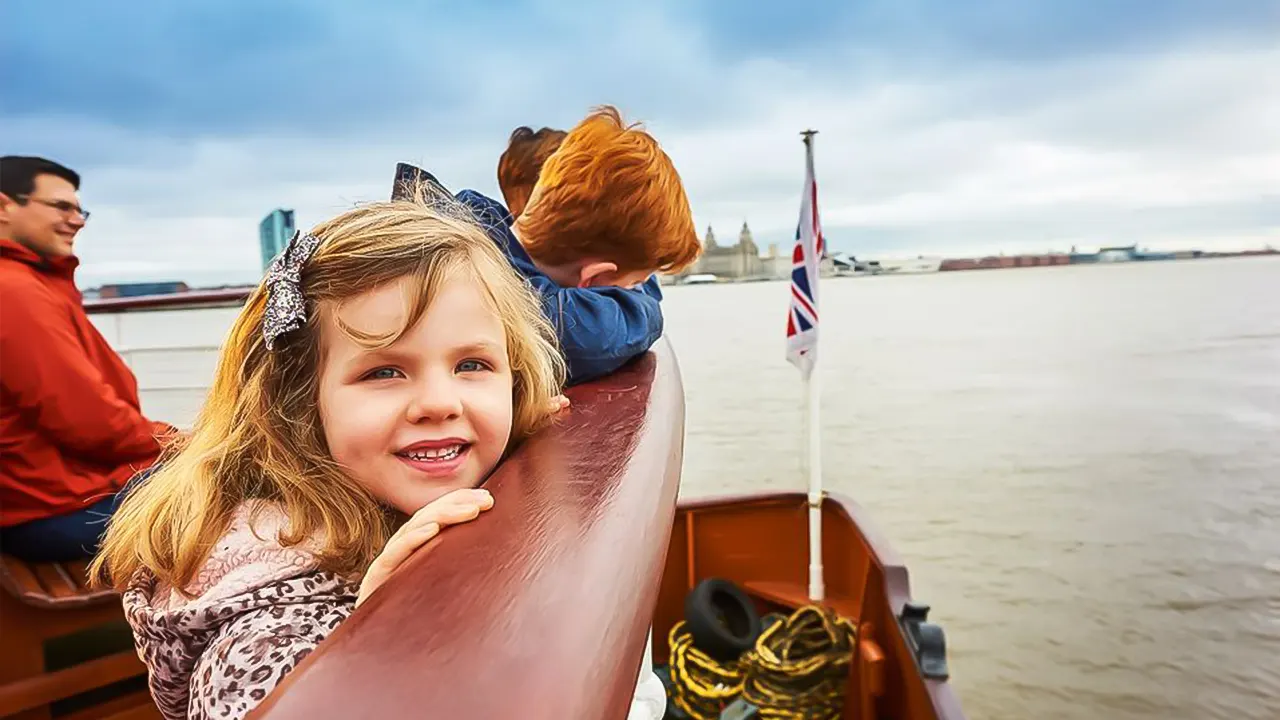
top-left (453, 189), bottom-right (665, 385)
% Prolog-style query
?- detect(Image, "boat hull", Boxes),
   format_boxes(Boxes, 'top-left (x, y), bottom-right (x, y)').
top-left (658, 492), bottom-right (966, 720)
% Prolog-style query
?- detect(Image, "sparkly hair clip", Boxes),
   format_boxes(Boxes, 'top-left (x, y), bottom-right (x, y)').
top-left (262, 230), bottom-right (323, 350)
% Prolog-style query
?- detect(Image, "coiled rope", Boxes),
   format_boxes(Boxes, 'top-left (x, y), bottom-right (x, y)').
top-left (668, 620), bottom-right (745, 718)
top-left (740, 605), bottom-right (858, 718)
top-left (667, 605), bottom-right (858, 720)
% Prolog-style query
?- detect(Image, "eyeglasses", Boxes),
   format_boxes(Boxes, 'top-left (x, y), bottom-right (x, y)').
top-left (15, 195), bottom-right (91, 222)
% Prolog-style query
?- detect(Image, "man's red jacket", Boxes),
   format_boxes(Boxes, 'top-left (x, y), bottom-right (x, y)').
top-left (1, 238), bottom-right (170, 526)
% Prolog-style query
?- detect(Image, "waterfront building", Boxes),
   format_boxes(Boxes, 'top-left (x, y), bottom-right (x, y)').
top-left (259, 209), bottom-right (296, 273)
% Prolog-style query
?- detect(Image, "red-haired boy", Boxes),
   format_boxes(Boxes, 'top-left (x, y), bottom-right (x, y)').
top-left (402, 106), bottom-right (702, 384)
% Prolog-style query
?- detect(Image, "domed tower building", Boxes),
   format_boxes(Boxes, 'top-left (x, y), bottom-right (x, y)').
top-left (681, 222), bottom-right (765, 280)
top-left (736, 221), bottom-right (762, 277)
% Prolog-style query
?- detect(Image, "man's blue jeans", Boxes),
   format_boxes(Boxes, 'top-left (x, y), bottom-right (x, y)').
top-left (0, 469), bottom-right (152, 563)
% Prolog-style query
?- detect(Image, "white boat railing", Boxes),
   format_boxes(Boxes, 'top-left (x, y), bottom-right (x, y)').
top-left (85, 289), bottom-right (250, 429)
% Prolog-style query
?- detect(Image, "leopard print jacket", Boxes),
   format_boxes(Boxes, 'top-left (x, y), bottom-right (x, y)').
top-left (121, 503), bottom-right (359, 720)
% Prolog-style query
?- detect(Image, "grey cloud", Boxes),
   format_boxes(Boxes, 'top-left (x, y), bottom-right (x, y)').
top-left (663, 40), bottom-right (1279, 255)
top-left (11, 9), bottom-right (1279, 286)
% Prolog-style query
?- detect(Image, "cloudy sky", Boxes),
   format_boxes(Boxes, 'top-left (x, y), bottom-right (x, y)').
top-left (5, 0), bottom-right (1279, 287)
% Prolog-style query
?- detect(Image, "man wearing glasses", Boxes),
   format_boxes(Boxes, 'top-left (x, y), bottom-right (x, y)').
top-left (0, 155), bottom-right (175, 562)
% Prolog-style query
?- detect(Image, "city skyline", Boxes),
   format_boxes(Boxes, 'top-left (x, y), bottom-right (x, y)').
top-left (81, 204), bottom-right (1275, 293)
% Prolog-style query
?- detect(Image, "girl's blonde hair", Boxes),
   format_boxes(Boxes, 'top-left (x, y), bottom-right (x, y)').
top-left (91, 186), bottom-right (565, 592)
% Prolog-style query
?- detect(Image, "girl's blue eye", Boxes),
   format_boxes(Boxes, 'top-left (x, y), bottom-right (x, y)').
top-left (457, 359), bottom-right (489, 373)
top-left (364, 367), bottom-right (402, 381)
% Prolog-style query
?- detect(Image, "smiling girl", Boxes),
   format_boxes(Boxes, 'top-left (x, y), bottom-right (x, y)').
top-left (90, 189), bottom-right (565, 720)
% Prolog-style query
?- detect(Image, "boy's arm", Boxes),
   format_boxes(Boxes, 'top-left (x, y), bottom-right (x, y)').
top-left (526, 274), bottom-right (664, 385)
top-left (449, 188), bottom-right (664, 384)
top-left (453, 188), bottom-right (513, 230)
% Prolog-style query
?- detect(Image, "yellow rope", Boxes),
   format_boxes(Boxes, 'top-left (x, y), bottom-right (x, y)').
top-left (667, 620), bottom-right (745, 719)
top-left (666, 605), bottom-right (857, 720)
top-left (741, 605), bottom-right (858, 719)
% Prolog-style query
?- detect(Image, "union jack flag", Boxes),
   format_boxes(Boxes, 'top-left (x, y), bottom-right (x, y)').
top-left (785, 133), bottom-right (824, 377)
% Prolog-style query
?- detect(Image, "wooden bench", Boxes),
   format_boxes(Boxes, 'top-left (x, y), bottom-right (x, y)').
top-left (0, 555), bottom-right (156, 719)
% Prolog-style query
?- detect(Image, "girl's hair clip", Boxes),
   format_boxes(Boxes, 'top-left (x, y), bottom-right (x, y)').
top-left (262, 230), bottom-right (323, 350)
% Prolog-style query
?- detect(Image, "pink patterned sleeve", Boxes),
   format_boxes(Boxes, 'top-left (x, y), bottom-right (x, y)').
top-left (187, 593), bottom-right (353, 720)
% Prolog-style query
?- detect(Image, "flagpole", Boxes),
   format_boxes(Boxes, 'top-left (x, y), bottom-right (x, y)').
top-left (807, 336), bottom-right (824, 603)
top-left (801, 129), bottom-right (825, 604)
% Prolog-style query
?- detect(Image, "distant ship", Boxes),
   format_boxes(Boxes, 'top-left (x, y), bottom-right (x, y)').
top-left (872, 256), bottom-right (944, 275)
top-left (1066, 245), bottom-right (1176, 264)
top-left (680, 273), bottom-right (719, 284)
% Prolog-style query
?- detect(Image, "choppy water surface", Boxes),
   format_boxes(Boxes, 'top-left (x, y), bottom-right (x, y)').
top-left (662, 257), bottom-right (1280, 720)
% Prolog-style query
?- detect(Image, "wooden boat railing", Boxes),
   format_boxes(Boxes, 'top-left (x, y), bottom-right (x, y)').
top-left (83, 287), bottom-right (254, 313)
top-left (246, 338), bottom-right (686, 719)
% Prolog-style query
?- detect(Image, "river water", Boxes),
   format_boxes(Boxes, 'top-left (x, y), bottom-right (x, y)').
top-left (660, 257), bottom-right (1280, 720)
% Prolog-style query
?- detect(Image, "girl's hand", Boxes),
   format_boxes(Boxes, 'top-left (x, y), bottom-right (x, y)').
top-left (548, 394), bottom-right (571, 414)
top-left (355, 488), bottom-right (494, 608)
